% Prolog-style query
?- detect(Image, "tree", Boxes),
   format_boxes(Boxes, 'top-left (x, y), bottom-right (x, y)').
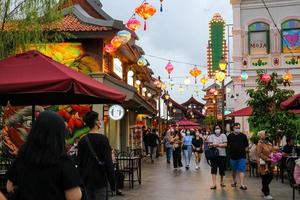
top-left (203, 115), bottom-right (217, 130)
top-left (0, 0), bottom-right (70, 59)
top-left (247, 69), bottom-right (297, 140)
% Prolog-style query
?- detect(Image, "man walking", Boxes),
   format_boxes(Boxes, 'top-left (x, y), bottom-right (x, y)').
top-left (78, 111), bottom-right (115, 200)
top-left (148, 128), bottom-right (160, 163)
top-left (227, 123), bottom-right (249, 190)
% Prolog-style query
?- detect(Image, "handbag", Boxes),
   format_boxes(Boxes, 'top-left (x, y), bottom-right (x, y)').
top-left (205, 147), bottom-right (219, 160)
top-left (182, 145), bottom-right (188, 150)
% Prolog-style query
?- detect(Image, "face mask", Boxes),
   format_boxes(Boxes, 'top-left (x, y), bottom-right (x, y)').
top-left (234, 128), bottom-right (241, 134)
top-left (186, 131), bottom-right (190, 135)
top-left (196, 133), bottom-right (200, 136)
top-left (215, 129), bottom-right (221, 135)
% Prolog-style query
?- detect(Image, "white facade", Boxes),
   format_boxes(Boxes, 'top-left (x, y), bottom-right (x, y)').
top-left (230, 0), bottom-right (300, 133)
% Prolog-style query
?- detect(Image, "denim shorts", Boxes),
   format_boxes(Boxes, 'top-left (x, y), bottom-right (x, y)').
top-left (230, 159), bottom-right (246, 172)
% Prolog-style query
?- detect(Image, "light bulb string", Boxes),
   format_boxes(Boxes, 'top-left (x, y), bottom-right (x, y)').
top-left (144, 54), bottom-right (207, 67)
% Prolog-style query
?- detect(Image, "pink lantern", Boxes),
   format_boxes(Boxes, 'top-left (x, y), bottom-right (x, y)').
top-left (260, 73), bottom-right (272, 83)
top-left (104, 44), bottom-right (117, 54)
top-left (165, 61), bottom-right (174, 79)
top-left (126, 15), bottom-right (142, 31)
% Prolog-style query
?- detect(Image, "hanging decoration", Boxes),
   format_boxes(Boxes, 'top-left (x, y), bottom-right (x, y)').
top-left (117, 30), bottom-right (131, 44)
top-left (178, 85), bottom-right (184, 94)
top-left (200, 76), bottom-right (209, 87)
top-left (172, 108), bottom-right (177, 113)
top-left (161, 83), bottom-right (167, 90)
top-left (189, 66), bottom-right (202, 83)
top-left (165, 61), bottom-right (174, 79)
top-left (184, 77), bottom-right (191, 86)
top-left (104, 44), bottom-right (117, 54)
top-left (128, 69), bottom-right (134, 77)
top-left (194, 87), bottom-right (200, 96)
top-left (169, 78), bottom-right (175, 90)
top-left (260, 73), bottom-right (271, 83)
top-left (240, 71), bottom-right (249, 81)
top-left (282, 71), bottom-right (293, 86)
top-left (135, 1), bottom-right (157, 31)
top-left (147, 92), bottom-right (152, 98)
top-left (160, 0), bottom-right (164, 12)
top-left (135, 80), bottom-right (141, 85)
top-left (137, 56), bottom-right (148, 67)
top-left (110, 36), bottom-right (123, 48)
top-left (126, 15), bottom-right (142, 31)
top-left (154, 79), bottom-right (161, 88)
top-left (215, 71), bottom-right (226, 82)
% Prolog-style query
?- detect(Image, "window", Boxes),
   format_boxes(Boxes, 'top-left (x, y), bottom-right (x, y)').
top-left (248, 22), bottom-right (270, 55)
top-left (282, 19), bottom-right (300, 53)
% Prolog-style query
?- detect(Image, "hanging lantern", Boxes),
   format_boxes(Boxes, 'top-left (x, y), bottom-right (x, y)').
top-left (137, 56), bottom-right (148, 67)
top-left (135, 80), bottom-right (141, 85)
top-left (168, 102), bottom-right (173, 107)
top-left (110, 36), bottom-right (123, 48)
top-left (189, 66), bottom-right (202, 83)
top-left (126, 15), bottom-right (142, 31)
top-left (184, 77), bottom-right (191, 85)
top-left (135, 1), bottom-right (157, 31)
top-left (283, 71), bottom-right (293, 82)
top-left (104, 44), bottom-right (117, 54)
top-left (178, 85), bottom-right (184, 94)
top-left (215, 71), bottom-right (226, 82)
top-left (219, 57), bottom-right (228, 71)
top-left (165, 93), bottom-right (170, 100)
top-left (161, 83), bottom-right (167, 90)
top-left (173, 108), bottom-right (177, 113)
top-left (260, 73), bottom-right (271, 83)
top-left (160, 0), bottom-right (164, 12)
top-left (200, 76), bottom-right (209, 87)
top-left (142, 87), bottom-right (147, 93)
top-left (117, 30), bottom-right (131, 44)
top-left (165, 61), bottom-right (174, 79)
top-left (282, 71), bottom-right (293, 86)
top-left (169, 79), bottom-right (175, 89)
top-left (147, 92), bottom-right (152, 98)
top-left (240, 71), bottom-right (249, 81)
top-left (128, 70), bottom-right (134, 77)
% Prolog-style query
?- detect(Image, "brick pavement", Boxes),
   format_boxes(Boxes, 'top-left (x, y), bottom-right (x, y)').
top-left (112, 155), bottom-right (298, 200)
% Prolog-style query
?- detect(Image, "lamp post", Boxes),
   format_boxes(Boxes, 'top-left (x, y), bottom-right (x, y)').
top-left (217, 57), bottom-right (227, 133)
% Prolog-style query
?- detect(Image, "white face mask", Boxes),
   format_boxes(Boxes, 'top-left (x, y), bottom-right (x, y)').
top-left (196, 132), bottom-right (200, 136)
top-left (215, 129), bottom-right (221, 135)
top-left (234, 128), bottom-right (241, 133)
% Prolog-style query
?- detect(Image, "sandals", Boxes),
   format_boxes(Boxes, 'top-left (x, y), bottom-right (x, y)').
top-left (231, 182), bottom-right (237, 187)
top-left (240, 185), bottom-right (247, 190)
top-left (220, 183), bottom-right (226, 187)
top-left (210, 185), bottom-right (217, 190)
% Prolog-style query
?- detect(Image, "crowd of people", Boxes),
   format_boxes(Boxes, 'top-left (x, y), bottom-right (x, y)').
top-left (152, 123), bottom-right (300, 200)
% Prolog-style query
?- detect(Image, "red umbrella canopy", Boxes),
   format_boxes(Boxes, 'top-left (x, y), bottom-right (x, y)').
top-left (226, 107), bottom-right (253, 117)
top-left (0, 51), bottom-right (126, 105)
top-left (280, 93), bottom-right (300, 110)
top-left (176, 120), bottom-right (200, 128)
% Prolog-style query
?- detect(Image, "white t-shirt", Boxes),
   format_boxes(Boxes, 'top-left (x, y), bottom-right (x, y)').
top-left (208, 134), bottom-right (227, 156)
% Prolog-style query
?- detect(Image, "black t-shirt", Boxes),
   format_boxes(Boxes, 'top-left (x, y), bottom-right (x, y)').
top-left (77, 133), bottom-right (115, 190)
top-left (6, 156), bottom-right (81, 200)
top-left (227, 133), bottom-right (249, 160)
top-left (282, 144), bottom-right (293, 154)
top-left (192, 137), bottom-right (203, 148)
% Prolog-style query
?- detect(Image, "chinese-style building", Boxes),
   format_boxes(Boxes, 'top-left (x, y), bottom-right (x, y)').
top-left (202, 83), bottom-right (223, 120)
top-left (181, 97), bottom-right (205, 124)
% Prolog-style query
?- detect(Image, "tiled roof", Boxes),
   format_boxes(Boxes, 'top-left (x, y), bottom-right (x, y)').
top-left (54, 14), bottom-right (111, 32)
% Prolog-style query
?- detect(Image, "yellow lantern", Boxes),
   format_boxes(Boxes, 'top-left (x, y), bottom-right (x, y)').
top-left (282, 71), bottom-right (293, 82)
top-left (173, 108), bottom-right (177, 113)
top-left (110, 36), bottom-right (123, 48)
top-left (219, 57), bottom-right (227, 71)
top-left (215, 71), bottom-right (225, 82)
top-left (165, 93), bottom-right (170, 100)
top-left (200, 76), bottom-right (209, 87)
top-left (189, 66), bottom-right (202, 83)
top-left (135, 1), bottom-right (157, 31)
top-left (168, 102), bottom-right (173, 107)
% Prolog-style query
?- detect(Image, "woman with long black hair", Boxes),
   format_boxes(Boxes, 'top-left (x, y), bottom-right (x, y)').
top-left (6, 111), bottom-right (82, 200)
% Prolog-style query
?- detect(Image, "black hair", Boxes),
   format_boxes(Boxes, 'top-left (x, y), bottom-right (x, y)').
top-left (83, 111), bottom-right (99, 129)
top-left (152, 128), bottom-right (157, 133)
top-left (233, 123), bottom-right (240, 128)
top-left (213, 124), bottom-right (223, 134)
top-left (18, 111), bottom-right (66, 166)
top-left (286, 137), bottom-right (293, 144)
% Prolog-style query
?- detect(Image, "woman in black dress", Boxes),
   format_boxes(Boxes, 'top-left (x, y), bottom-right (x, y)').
top-left (192, 130), bottom-right (204, 170)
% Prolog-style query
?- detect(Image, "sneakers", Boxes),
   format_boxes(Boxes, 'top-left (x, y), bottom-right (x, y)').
top-left (195, 165), bottom-right (200, 170)
top-left (263, 195), bottom-right (274, 200)
top-left (240, 185), bottom-right (247, 190)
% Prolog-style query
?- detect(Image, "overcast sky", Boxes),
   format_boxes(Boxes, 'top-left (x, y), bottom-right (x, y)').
top-left (101, 0), bottom-right (232, 103)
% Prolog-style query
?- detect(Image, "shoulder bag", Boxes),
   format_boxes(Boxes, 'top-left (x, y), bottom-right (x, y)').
top-left (205, 147), bottom-right (219, 160)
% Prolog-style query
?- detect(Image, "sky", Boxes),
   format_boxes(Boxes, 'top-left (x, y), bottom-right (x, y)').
top-left (101, 0), bottom-right (233, 103)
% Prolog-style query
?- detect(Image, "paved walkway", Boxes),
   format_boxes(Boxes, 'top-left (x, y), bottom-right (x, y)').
top-left (112, 155), bottom-right (298, 200)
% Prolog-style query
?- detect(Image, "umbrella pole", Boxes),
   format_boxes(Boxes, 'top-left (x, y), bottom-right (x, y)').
top-left (32, 104), bottom-right (35, 123)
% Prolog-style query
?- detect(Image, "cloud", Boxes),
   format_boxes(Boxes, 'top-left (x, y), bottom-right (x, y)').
top-left (101, 0), bottom-right (232, 103)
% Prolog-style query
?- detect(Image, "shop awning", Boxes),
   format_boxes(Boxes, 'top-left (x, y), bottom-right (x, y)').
top-left (91, 73), bottom-right (157, 115)
top-left (0, 51), bottom-right (126, 105)
top-left (226, 107), bottom-right (253, 117)
top-left (281, 93), bottom-right (300, 110)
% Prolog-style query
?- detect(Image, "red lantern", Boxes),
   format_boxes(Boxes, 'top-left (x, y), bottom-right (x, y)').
top-left (165, 61), bottom-right (174, 79)
top-left (126, 15), bottom-right (141, 31)
top-left (104, 44), bottom-right (117, 54)
top-left (135, 1), bottom-right (156, 30)
top-left (260, 73), bottom-right (271, 83)
top-left (189, 66), bottom-right (202, 83)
